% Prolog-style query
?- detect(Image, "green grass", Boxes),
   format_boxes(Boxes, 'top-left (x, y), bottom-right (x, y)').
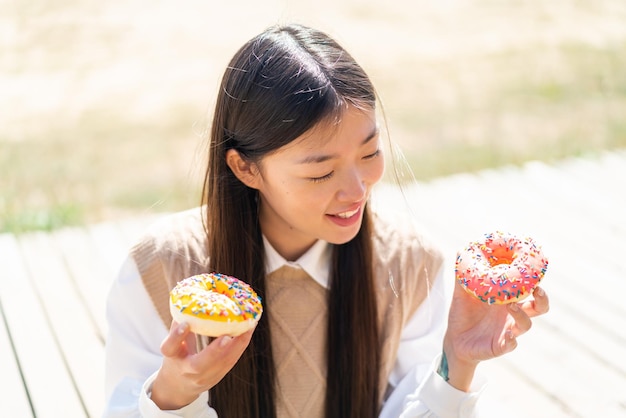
top-left (1, 109), bottom-right (205, 234)
top-left (378, 40), bottom-right (626, 181)
top-left (0, 204), bottom-right (84, 234)
top-left (3, 2), bottom-right (626, 233)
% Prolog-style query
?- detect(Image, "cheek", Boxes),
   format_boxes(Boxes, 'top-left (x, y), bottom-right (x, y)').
top-left (369, 158), bottom-right (385, 183)
top-left (274, 180), bottom-right (320, 209)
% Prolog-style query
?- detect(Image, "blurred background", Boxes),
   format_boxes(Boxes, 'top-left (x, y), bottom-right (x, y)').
top-left (2, 0), bottom-right (626, 232)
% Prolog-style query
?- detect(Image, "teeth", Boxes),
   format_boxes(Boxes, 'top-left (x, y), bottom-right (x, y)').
top-left (336, 208), bottom-right (359, 219)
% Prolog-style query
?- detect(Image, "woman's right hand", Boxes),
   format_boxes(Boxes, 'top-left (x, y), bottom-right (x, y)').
top-left (150, 321), bottom-right (255, 410)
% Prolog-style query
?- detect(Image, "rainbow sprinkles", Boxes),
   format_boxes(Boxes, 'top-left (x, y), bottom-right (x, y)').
top-left (169, 272), bottom-right (263, 336)
top-left (455, 231), bottom-right (549, 305)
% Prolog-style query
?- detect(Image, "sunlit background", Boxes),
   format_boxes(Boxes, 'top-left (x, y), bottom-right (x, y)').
top-left (3, 0), bottom-right (626, 232)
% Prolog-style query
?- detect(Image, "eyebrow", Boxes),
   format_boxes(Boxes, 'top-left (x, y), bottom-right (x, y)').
top-left (296, 126), bottom-right (380, 164)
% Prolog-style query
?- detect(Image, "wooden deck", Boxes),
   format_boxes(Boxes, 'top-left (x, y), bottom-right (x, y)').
top-left (1, 150), bottom-right (625, 417)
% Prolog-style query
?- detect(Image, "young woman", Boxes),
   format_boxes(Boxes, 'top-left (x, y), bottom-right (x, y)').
top-left (104, 23), bottom-right (549, 417)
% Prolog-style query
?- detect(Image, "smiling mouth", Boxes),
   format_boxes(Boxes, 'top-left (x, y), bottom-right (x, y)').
top-left (335, 208), bottom-right (359, 219)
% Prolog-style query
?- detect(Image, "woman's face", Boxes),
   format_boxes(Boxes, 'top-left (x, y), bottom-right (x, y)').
top-left (254, 106), bottom-right (384, 260)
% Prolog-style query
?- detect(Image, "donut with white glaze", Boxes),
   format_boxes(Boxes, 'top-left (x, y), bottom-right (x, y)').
top-left (169, 273), bottom-right (263, 336)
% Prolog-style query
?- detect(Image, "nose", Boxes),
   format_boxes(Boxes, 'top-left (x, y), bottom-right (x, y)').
top-left (336, 167), bottom-right (367, 202)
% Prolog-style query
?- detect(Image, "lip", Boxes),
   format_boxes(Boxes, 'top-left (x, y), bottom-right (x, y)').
top-left (326, 204), bottom-right (363, 227)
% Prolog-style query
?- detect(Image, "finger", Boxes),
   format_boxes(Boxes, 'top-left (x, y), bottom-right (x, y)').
top-left (161, 321), bottom-right (190, 358)
top-left (499, 328), bottom-right (518, 355)
top-left (507, 302), bottom-right (532, 337)
top-left (184, 328), bottom-right (200, 355)
top-left (191, 328), bottom-right (255, 371)
top-left (518, 286), bottom-right (549, 318)
top-left (531, 286), bottom-right (549, 315)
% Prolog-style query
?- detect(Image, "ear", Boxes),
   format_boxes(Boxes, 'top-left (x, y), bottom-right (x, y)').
top-left (226, 149), bottom-right (262, 189)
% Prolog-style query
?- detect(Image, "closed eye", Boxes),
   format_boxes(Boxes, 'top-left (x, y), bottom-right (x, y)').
top-left (309, 171), bottom-right (334, 183)
top-left (364, 149), bottom-right (381, 160)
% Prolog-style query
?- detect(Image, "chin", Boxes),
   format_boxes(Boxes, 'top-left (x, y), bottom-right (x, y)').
top-left (326, 228), bottom-right (362, 245)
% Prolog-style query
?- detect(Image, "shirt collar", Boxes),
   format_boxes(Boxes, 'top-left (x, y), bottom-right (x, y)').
top-left (263, 236), bottom-right (332, 289)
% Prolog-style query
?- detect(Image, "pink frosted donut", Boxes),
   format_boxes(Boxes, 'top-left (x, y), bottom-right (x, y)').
top-left (455, 231), bottom-right (549, 304)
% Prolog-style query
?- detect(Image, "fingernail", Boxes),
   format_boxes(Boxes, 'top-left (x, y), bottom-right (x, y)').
top-left (501, 330), bottom-right (514, 350)
top-left (177, 322), bottom-right (188, 335)
top-left (219, 336), bottom-right (233, 348)
top-left (508, 303), bottom-right (519, 312)
top-left (536, 287), bottom-right (545, 297)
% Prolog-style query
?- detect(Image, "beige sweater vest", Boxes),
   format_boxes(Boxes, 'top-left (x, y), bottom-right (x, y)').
top-left (130, 207), bottom-right (444, 417)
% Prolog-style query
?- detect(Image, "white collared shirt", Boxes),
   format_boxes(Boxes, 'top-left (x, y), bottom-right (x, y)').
top-left (262, 235), bottom-right (331, 288)
top-left (103, 238), bottom-right (482, 418)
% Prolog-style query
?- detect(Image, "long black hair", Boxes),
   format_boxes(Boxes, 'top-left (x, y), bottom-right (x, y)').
top-left (202, 23), bottom-right (381, 417)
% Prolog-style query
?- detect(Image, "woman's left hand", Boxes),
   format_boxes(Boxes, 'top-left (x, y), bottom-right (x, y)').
top-left (441, 282), bottom-right (550, 391)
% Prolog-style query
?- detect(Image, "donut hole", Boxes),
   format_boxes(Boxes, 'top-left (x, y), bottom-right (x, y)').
top-left (480, 245), bottom-right (516, 267)
top-left (489, 263), bottom-right (511, 278)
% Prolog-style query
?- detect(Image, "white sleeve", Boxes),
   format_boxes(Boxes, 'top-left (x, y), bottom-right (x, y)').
top-left (103, 256), bottom-right (217, 418)
top-left (379, 266), bottom-right (484, 418)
